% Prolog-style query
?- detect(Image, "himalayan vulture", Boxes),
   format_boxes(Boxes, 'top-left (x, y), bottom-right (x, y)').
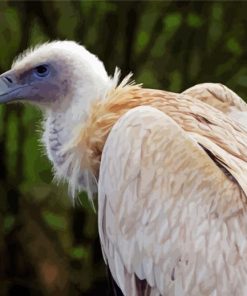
top-left (1, 41), bottom-right (247, 296)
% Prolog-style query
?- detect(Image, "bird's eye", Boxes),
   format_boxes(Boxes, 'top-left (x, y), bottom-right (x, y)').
top-left (34, 65), bottom-right (50, 77)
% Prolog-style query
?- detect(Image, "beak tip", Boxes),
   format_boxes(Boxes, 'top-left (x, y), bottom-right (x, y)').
top-left (0, 70), bottom-right (19, 103)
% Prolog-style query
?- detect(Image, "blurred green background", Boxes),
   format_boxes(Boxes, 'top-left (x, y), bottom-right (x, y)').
top-left (0, 1), bottom-right (246, 295)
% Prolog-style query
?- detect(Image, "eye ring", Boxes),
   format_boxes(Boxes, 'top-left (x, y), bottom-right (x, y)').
top-left (34, 65), bottom-right (50, 78)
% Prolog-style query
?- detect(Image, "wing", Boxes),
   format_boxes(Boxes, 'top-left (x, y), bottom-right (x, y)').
top-left (98, 106), bottom-right (247, 296)
top-left (182, 83), bottom-right (247, 126)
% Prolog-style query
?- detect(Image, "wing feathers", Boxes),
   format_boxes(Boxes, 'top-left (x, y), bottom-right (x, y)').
top-left (182, 83), bottom-right (247, 113)
top-left (182, 83), bottom-right (247, 127)
top-left (98, 106), bottom-right (247, 295)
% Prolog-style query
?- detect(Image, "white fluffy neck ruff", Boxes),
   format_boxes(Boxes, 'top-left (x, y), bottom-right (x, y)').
top-left (42, 95), bottom-right (101, 200)
top-left (42, 106), bottom-right (98, 201)
top-left (41, 46), bottom-right (117, 201)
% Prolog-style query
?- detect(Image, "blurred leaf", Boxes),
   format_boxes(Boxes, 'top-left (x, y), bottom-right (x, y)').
top-left (96, 1), bottom-right (116, 15)
top-left (188, 52), bottom-right (200, 81)
top-left (208, 4), bottom-right (223, 46)
top-left (151, 34), bottom-right (166, 58)
top-left (42, 210), bottom-right (66, 231)
top-left (3, 215), bottom-right (15, 233)
top-left (70, 245), bottom-right (88, 260)
top-left (6, 111), bottom-right (18, 174)
top-left (226, 37), bottom-right (242, 55)
top-left (137, 31), bottom-right (149, 50)
top-left (164, 13), bottom-right (182, 32)
top-left (55, 3), bottom-right (77, 38)
top-left (137, 68), bottom-right (159, 88)
top-left (212, 3), bottom-right (223, 20)
top-left (237, 76), bottom-right (247, 87)
top-left (0, 105), bottom-right (5, 136)
top-left (0, 7), bottom-right (21, 67)
top-left (169, 70), bottom-right (182, 92)
top-left (29, 19), bottom-right (48, 45)
top-left (187, 13), bottom-right (203, 28)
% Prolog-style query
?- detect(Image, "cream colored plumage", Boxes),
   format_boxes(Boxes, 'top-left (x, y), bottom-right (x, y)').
top-left (1, 41), bottom-right (247, 295)
top-left (86, 82), bottom-right (247, 295)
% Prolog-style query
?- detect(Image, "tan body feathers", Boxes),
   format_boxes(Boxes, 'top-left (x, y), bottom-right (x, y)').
top-left (75, 82), bottom-right (247, 295)
top-left (1, 41), bottom-right (247, 296)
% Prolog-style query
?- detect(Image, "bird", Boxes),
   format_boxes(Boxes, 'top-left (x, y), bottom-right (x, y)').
top-left (1, 40), bottom-right (247, 296)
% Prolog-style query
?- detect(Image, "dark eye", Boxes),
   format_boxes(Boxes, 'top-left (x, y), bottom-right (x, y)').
top-left (34, 65), bottom-right (49, 77)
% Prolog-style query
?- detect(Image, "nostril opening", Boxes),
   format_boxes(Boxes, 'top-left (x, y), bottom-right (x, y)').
top-left (4, 76), bottom-right (13, 84)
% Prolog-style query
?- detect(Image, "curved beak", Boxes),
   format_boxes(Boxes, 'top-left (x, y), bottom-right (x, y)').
top-left (0, 70), bottom-right (25, 103)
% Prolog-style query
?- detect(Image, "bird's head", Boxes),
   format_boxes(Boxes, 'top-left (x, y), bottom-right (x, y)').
top-left (0, 41), bottom-right (110, 112)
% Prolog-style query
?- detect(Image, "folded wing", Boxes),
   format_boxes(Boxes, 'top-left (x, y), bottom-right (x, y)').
top-left (183, 83), bottom-right (247, 126)
top-left (98, 106), bottom-right (247, 296)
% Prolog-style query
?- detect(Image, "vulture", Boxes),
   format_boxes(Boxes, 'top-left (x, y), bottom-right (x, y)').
top-left (1, 40), bottom-right (247, 296)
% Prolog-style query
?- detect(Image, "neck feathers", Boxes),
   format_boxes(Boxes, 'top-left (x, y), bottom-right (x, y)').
top-left (42, 72), bottom-right (140, 200)
top-left (42, 73), bottom-right (179, 200)
top-left (75, 77), bottom-right (142, 176)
